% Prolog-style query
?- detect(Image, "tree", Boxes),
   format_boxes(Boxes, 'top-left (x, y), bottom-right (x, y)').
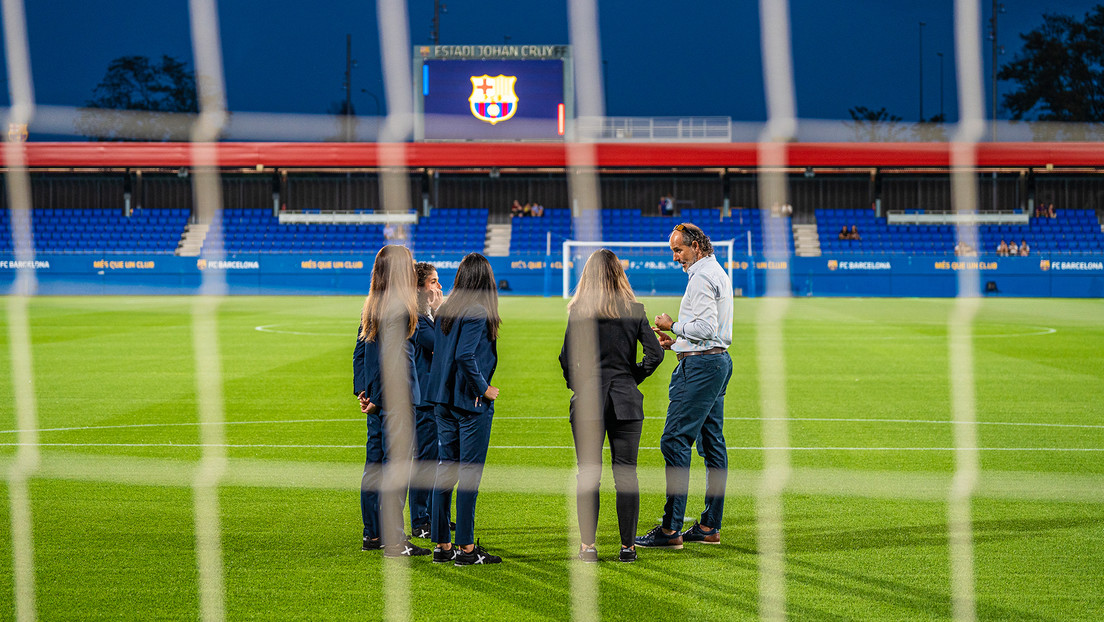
top-left (912, 113), bottom-right (948, 142)
top-left (998, 5), bottom-right (1104, 140)
top-left (845, 106), bottom-right (907, 141)
top-left (75, 55), bottom-right (198, 141)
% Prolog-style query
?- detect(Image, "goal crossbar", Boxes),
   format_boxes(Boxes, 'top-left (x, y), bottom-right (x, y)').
top-left (561, 238), bottom-right (736, 298)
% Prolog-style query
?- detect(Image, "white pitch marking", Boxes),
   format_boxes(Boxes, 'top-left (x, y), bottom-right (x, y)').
top-left (3, 415), bottom-right (1103, 436)
top-left (1, 442), bottom-right (1101, 452)
top-left (254, 322), bottom-right (1057, 340)
top-left (254, 323), bottom-right (348, 337)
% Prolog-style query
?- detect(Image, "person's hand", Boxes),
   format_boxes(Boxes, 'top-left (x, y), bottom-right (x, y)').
top-left (654, 313), bottom-right (674, 331)
top-left (483, 385), bottom-right (499, 401)
top-left (362, 401), bottom-right (380, 414)
top-left (428, 288), bottom-right (444, 312)
top-left (652, 327), bottom-right (675, 349)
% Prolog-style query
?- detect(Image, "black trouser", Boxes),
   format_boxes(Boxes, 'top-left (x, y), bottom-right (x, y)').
top-left (571, 404), bottom-right (642, 549)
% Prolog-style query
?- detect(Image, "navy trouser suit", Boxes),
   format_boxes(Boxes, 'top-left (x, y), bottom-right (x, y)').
top-left (426, 304), bottom-right (498, 547)
top-left (353, 323), bottom-right (419, 544)
top-left (409, 314), bottom-right (441, 530)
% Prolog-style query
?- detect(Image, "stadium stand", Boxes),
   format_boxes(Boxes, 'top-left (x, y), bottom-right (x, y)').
top-left (509, 208), bottom-right (572, 254)
top-left (0, 208), bottom-right (189, 254)
top-left (2, 203), bottom-right (1096, 258)
top-left (509, 207), bottom-right (793, 255)
top-left (201, 207), bottom-right (488, 254)
top-left (817, 208), bottom-right (1104, 255)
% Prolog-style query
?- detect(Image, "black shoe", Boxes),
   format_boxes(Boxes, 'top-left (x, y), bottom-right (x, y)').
top-left (634, 525), bottom-right (684, 549)
top-left (432, 545), bottom-right (457, 564)
top-left (680, 522), bottom-right (720, 544)
top-left (578, 545), bottom-right (598, 563)
top-left (412, 523), bottom-right (431, 539)
top-left (383, 537), bottom-right (431, 558)
top-left (619, 546), bottom-right (637, 563)
top-left (454, 540), bottom-right (502, 566)
top-left (362, 536), bottom-right (381, 552)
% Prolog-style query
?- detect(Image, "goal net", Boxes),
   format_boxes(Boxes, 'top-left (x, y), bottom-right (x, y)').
top-left (4, 1), bottom-right (1103, 622)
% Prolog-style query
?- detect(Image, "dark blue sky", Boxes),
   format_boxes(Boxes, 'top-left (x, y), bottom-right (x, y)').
top-left (12, 0), bottom-right (1104, 133)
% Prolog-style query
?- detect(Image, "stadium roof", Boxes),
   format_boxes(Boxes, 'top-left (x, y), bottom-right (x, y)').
top-left (3, 142), bottom-right (1104, 170)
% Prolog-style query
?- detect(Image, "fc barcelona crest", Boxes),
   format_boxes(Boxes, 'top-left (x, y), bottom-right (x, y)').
top-left (469, 74), bottom-right (518, 125)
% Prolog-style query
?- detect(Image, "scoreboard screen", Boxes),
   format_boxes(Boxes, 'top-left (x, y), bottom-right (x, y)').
top-left (415, 46), bottom-right (571, 141)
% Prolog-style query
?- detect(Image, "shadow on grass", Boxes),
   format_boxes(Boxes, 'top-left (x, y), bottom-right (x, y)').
top-left (785, 555), bottom-right (1054, 622)
top-left (785, 515), bottom-right (1104, 553)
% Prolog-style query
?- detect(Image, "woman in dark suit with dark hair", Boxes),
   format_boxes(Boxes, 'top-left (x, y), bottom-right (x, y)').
top-left (560, 249), bottom-right (664, 563)
top-left (427, 253), bottom-right (503, 566)
top-left (408, 262), bottom-right (445, 539)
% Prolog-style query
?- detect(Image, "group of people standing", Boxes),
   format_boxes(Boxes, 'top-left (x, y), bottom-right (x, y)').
top-left (354, 222), bottom-right (733, 566)
top-left (355, 249), bottom-right (502, 565)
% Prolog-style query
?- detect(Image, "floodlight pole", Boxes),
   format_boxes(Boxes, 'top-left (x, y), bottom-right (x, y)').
top-left (344, 34), bottom-right (354, 142)
top-left (431, 0), bottom-right (445, 45)
top-left (937, 52), bottom-right (945, 120)
top-left (918, 21), bottom-right (926, 122)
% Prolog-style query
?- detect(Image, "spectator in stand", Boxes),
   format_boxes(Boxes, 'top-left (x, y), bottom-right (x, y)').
top-left (1047, 203), bottom-right (1057, 218)
top-left (522, 202), bottom-right (533, 217)
top-left (997, 239), bottom-right (1009, 256)
top-left (849, 225), bottom-right (861, 241)
top-left (383, 222), bottom-right (406, 243)
top-left (955, 241), bottom-right (977, 256)
top-left (659, 195), bottom-right (675, 216)
top-left (511, 200), bottom-right (524, 218)
top-left (1008, 240), bottom-right (1019, 256)
top-left (838, 226), bottom-right (849, 241)
top-left (530, 202), bottom-right (544, 217)
top-left (1019, 239), bottom-right (1030, 256)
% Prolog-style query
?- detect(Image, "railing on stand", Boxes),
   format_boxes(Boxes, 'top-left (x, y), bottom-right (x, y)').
top-left (575, 116), bottom-right (732, 142)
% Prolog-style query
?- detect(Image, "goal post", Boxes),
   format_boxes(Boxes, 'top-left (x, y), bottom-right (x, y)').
top-left (561, 238), bottom-right (736, 298)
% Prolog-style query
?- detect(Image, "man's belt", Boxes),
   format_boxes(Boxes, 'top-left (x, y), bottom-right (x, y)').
top-left (676, 346), bottom-right (727, 361)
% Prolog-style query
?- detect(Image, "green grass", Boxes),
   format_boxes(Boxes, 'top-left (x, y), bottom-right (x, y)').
top-left (1, 296), bottom-right (1103, 620)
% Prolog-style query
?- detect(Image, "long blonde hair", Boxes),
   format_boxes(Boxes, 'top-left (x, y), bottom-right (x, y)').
top-left (359, 245), bottom-right (418, 342)
top-left (567, 249), bottom-right (637, 319)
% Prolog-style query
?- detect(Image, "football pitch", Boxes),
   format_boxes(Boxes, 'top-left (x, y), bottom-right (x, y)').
top-left (1, 295), bottom-right (1102, 620)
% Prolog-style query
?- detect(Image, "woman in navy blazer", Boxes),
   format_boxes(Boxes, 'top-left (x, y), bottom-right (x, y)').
top-left (408, 262), bottom-right (445, 538)
top-left (559, 249), bottom-right (664, 563)
top-left (427, 253), bottom-right (503, 566)
top-left (353, 245), bottom-right (430, 558)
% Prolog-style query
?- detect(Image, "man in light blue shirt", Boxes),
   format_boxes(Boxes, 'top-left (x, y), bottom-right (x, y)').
top-left (636, 222), bottom-right (733, 549)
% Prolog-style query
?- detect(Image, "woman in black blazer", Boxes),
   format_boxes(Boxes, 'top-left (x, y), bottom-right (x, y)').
top-left (354, 245), bottom-right (430, 558)
top-left (560, 249), bottom-right (664, 563)
top-left (427, 253), bottom-right (503, 566)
